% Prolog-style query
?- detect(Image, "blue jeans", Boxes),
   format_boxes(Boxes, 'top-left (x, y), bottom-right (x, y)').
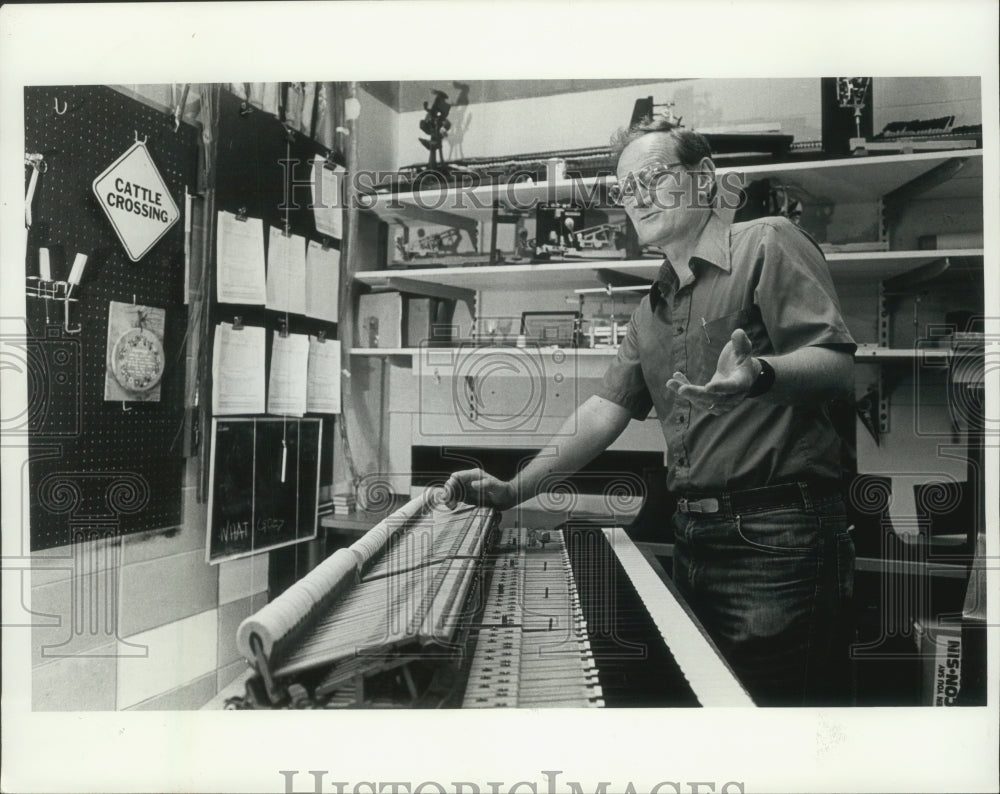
top-left (671, 490), bottom-right (856, 706)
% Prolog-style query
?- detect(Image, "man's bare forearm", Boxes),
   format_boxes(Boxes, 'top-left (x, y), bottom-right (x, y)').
top-left (510, 395), bottom-right (632, 504)
top-left (757, 346), bottom-right (853, 405)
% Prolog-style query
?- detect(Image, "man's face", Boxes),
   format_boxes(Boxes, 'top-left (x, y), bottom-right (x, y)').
top-left (615, 133), bottom-right (707, 248)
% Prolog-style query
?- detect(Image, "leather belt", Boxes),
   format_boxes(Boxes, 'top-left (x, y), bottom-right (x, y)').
top-left (676, 481), bottom-right (841, 515)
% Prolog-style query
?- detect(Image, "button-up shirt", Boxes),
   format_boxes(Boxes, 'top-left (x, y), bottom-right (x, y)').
top-left (596, 211), bottom-right (856, 493)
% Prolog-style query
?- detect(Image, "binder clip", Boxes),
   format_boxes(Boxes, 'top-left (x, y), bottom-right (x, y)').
top-left (317, 330), bottom-right (326, 343)
top-left (322, 236), bottom-right (334, 251)
top-left (281, 221), bottom-right (292, 238)
top-left (278, 318), bottom-right (289, 338)
top-left (235, 207), bottom-right (248, 222)
top-left (232, 316), bottom-right (244, 331)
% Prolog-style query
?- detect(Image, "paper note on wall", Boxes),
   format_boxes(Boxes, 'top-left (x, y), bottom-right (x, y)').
top-left (305, 240), bottom-right (340, 322)
top-left (312, 155), bottom-right (344, 240)
top-left (217, 211), bottom-right (266, 305)
top-left (268, 332), bottom-right (310, 416)
top-left (307, 337), bottom-right (341, 414)
top-left (265, 227), bottom-right (307, 315)
top-left (212, 322), bottom-right (266, 414)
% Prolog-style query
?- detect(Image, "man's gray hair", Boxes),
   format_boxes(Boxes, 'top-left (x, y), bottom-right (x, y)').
top-left (610, 116), bottom-right (714, 165)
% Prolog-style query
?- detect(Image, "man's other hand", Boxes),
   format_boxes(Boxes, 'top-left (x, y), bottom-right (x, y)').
top-left (666, 328), bottom-right (757, 415)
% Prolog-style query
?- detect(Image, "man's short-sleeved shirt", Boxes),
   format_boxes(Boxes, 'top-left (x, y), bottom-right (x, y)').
top-left (596, 211), bottom-right (856, 493)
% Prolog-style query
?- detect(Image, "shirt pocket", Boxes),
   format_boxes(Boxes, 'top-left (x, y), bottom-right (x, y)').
top-left (691, 308), bottom-right (750, 380)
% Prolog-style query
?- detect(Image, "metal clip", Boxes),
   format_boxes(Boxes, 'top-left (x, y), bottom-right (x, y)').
top-left (62, 283), bottom-right (81, 334)
top-left (173, 83), bottom-right (190, 132)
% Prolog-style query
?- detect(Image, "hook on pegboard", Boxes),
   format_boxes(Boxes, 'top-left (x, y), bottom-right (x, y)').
top-left (134, 130), bottom-right (148, 145)
top-left (54, 97), bottom-right (68, 116)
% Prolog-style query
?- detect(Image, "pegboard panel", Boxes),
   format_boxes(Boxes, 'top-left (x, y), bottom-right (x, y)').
top-left (25, 85), bottom-right (199, 551)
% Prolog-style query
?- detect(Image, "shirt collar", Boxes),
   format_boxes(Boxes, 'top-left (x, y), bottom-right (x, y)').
top-left (650, 210), bottom-right (732, 308)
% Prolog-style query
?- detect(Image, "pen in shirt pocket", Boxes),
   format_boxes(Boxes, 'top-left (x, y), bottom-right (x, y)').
top-left (700, 317), bottom-right (711, 343)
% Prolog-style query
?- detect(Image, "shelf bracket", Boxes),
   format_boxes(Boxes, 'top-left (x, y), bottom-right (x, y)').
top-left (883, 257), bottom-right (951, 293)
top-left (882, 156), bottom-right (971, 238)
top-left (884, 156), bottom-right (971, 205)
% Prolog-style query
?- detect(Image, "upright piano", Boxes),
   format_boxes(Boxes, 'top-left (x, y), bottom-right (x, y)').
top-left (232, 490), bottom-right (754, 708)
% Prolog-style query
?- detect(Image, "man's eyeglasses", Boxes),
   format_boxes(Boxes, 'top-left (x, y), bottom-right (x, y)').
top-left (608, 161), bottom-right (684, 206)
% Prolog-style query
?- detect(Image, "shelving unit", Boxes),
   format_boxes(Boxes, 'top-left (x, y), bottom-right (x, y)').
top-left (349, 147), bottom-right (985, 540)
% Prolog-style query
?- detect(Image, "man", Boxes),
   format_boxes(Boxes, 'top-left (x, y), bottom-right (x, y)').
top-left (444, 119), bottom-right (857, 706)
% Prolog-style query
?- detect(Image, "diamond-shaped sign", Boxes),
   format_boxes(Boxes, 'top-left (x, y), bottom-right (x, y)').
top-left (92, 141), bottom-right (180, 262)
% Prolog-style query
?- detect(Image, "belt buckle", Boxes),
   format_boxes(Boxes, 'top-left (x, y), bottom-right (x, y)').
top-left (678, 497), bottom-right (720, 514)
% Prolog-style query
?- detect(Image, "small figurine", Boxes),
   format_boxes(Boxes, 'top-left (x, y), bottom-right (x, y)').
top-left (419, 90), bottom-right (452, 171)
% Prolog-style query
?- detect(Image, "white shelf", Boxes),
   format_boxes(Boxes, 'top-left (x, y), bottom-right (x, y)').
top-left (354, 249), bottom-right (984, 292)
top-left (350, 346), bottom-right (618, 364)
top-left (356, 260), bottom-right (660, 291)
top-left (365, 149), bottom-right (983, 224)
top-left (825, 249), bottom-right (983, 280)
top-left (730, 149), bottom-right (982, 204)
top-left (352, 345), bottom-right (981, 366)
top-left (854, 346), bottom-right (970, 361)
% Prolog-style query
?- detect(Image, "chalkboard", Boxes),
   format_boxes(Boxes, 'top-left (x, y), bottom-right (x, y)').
top-left (207, 417), bottom-right (321, 563)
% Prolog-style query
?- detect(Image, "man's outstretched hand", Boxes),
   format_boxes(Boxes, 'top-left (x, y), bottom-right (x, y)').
top-left (442, 468), bottom-right (518, 510)
top-left (666, 328), bottom-right (759, 415)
